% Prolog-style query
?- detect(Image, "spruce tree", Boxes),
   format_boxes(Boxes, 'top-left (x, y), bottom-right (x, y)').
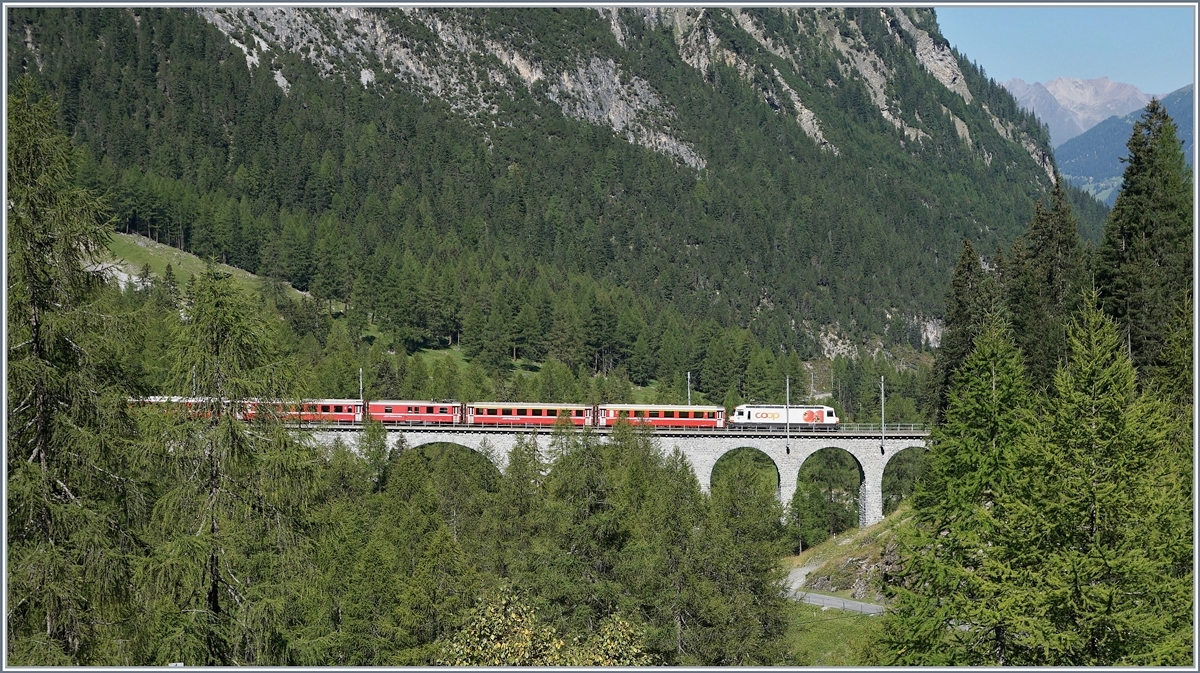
top-left (1004, 176), bottom-right (1083, 391)
top-left (1097, 98), bottom-right (1194, 372)
top-left (933, 239), bottom-right (1004, 417)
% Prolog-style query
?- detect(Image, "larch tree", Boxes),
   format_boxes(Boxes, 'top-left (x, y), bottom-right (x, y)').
top-left (616, 448), bottom-right (713, 663)
top-left (701, 456), bottom-right (789, 665)
top-left (6, 76), bottom-right (146, 665)
top-left (137, 269), bottom-right (319, 665)
top-left (879, 315), bottom-right (1034, 665)
top-left (997, 294), bottom-right (1192, 665)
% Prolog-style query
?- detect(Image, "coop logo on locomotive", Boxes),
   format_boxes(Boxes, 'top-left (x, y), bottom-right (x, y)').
top-left (753, 411), bottom-right (781, 419)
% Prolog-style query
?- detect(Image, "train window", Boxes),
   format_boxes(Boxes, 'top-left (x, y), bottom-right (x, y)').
top-left (424, 406), bottom-right (432, 413)
top-left (439, 407), bottom-right (447, 414)
top-left (575, 409), bottom-right (583, 417)
top-left (664, 411), bottom-right (674, 418)
top-left (384, 406), bottom-right (392, 414)
top-left (649, 411), bottom-right (660, 418)
top-left (532, 409), bottom-right (542, 416)
top-left (517, 409), bottom-right (526, 416)
top-left (334, 405), bottom-right (343, 413)
top-left (488, 408), bottom-right (497, 415)
top-left (503, 409), bottom-right (512, 416)
top-left (321, 405), bottom-right (330, 412)
top-left (707, 412), bottom-right (715, 419)
top-left (633, 410), bottom-right (643, 417)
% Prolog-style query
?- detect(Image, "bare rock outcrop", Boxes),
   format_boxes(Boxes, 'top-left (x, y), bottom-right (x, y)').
top-left (891, 8), bottom-right (972, 104)
top-left (198, 7), bottom-right (705, 169)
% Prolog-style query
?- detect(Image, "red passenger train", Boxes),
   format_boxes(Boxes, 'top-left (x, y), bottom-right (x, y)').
top-left (138, 397), bottom-right (731, 429)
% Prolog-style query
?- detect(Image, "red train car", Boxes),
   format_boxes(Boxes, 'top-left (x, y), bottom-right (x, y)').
top-left (596, 404), bottom-right (725, 429)
top-left (466, 402), bottom-right (592, 427)
top-left (273, 398), bottom-right (363, 424)
top-left (367, 400), bottom-right (461, 425)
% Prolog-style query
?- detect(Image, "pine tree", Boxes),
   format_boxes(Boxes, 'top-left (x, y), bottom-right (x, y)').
top-left (1097, 98), bottom-right (1194, 372)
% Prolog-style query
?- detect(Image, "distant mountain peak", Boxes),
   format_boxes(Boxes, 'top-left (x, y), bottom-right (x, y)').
top-left (1002, 76), bottom-right (1150, 147)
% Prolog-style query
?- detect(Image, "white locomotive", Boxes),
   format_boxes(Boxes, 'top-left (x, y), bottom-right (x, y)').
top-left (728, 404), bottom-right (839, 430)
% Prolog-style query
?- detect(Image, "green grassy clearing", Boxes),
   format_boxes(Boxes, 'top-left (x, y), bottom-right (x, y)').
top-left (781, 600), bottom-right (882, 665)
top-left (103, 232), bottom-right (305, 299)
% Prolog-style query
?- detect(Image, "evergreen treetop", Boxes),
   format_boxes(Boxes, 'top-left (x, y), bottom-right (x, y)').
top-left (1097, 98), bottom-right (1194, 373)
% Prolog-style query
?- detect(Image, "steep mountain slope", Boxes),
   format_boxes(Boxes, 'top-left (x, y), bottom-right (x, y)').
top-left (1057, 83), bottom-right (1194, 206)
top-left (10, 7), bottom-right (1074, 359)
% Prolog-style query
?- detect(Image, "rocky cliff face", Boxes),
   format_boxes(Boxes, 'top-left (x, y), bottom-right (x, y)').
top-left (196, 6), bottom-right (1054, 182)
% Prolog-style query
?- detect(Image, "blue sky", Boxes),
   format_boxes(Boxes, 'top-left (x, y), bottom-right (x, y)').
top-left (935, 5), bottom-right (1195, 96)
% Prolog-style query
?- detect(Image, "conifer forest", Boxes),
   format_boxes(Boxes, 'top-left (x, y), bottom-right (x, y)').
top-left (5, 7), bottom-right (1194, 666)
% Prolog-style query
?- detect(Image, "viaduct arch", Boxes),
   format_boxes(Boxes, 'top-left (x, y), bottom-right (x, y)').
top-left (310, 426), bottom-right (928, 528)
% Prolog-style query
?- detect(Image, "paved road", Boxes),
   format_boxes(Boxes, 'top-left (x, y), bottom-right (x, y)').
top-left (786, 566), bottom-right (885, 615)
top-left (792, 590), bottom-right (885, 615)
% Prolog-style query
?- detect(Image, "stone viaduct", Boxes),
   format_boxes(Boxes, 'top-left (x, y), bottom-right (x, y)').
top-left (312, 425), bottom-right (928, 528)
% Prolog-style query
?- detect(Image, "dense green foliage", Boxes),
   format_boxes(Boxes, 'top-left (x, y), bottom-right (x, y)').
top-left (11, 5), bottom-right (1183, 665)
top-left (6, 75), bottom-right (141, 666)
top-left (879, 299), bottom-right (1192, 665)
top-left (1001, 176), bottom-right (1086, 392)
top-left (6, 81), bottom-right (805, 666)
top-left (877, 99), bottom-right (1193, 666)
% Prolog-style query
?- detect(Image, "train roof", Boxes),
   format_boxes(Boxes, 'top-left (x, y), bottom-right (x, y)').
top-left (601, 403), bottom-right (725, 411)
top-left (734, 403), bottom-right (834, 409)
top-left (468, 401), bottom-right (591, 408)
top-left (369, 399), bottom-right (463, 405)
